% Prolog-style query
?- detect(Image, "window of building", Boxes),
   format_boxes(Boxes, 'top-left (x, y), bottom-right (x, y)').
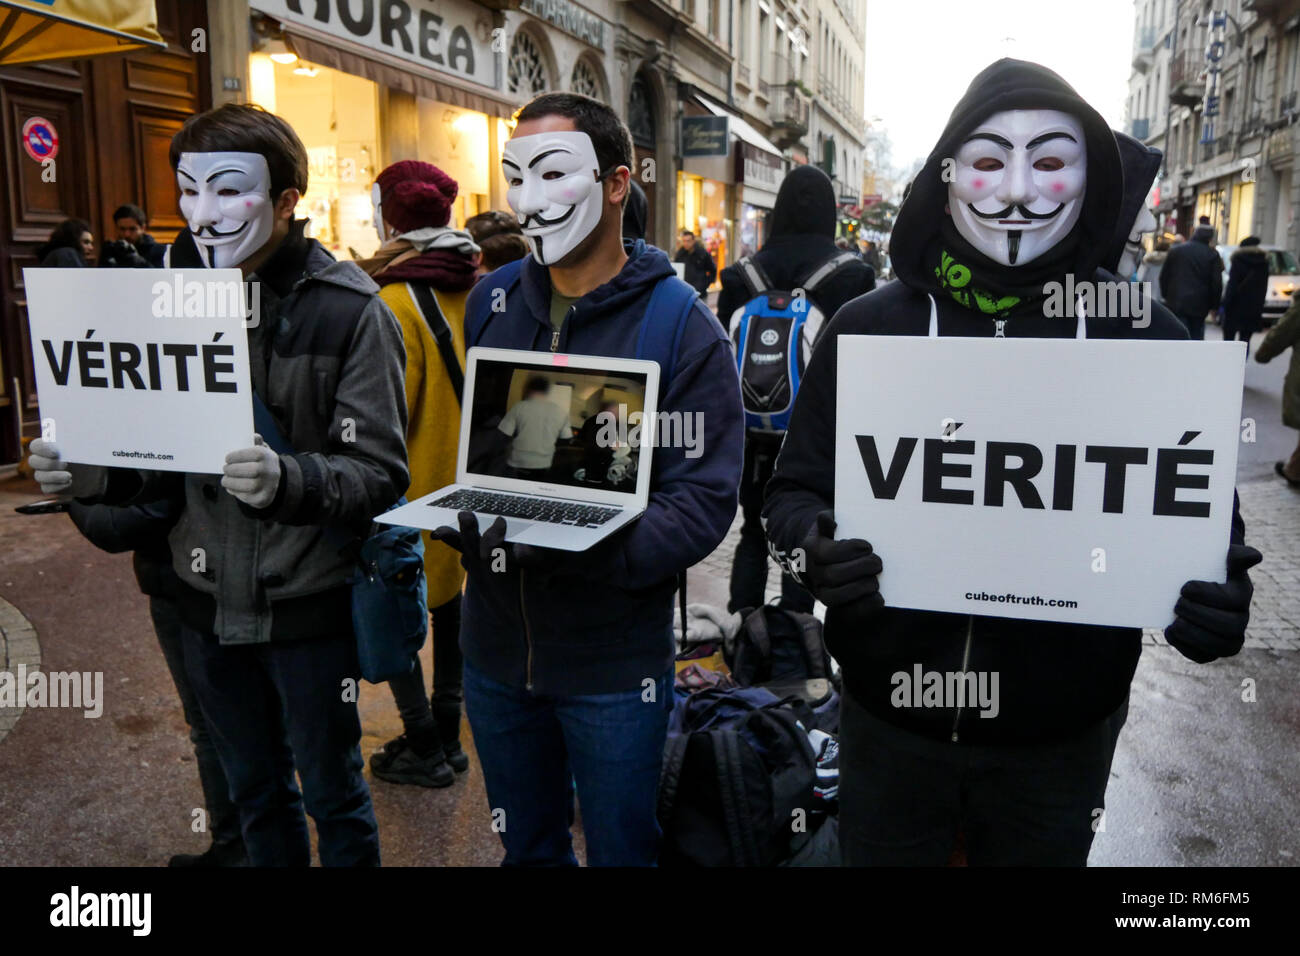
top-left (628, 75), bottom-right (655, 148)
top-left (248, 54), bottom-right (378, 261)
top-left (507, 29), bottom-right (550, 97)
top-left (570, 58), bottom-right (602, 99)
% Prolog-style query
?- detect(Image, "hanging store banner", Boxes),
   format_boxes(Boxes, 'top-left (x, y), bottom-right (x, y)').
top-left (254, 0), bottom-right (494, 89)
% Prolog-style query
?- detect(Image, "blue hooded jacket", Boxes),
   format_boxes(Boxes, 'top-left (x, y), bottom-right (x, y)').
top-left (461, 239), bottom-right (744, 695)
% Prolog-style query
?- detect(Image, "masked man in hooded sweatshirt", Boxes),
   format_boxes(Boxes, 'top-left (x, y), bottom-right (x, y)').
top-left (763, 60), bottom-right (1262, 866)
top-left (443, 92), bottom-right (743, 867)
top-left (29, 103), bottom-right (408, 867)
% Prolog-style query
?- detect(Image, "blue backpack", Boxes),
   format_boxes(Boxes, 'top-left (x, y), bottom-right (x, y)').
top-left (729, 252), bottom-right (860, 432)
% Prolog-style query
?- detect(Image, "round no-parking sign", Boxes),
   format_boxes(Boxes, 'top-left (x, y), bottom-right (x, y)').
top-left (22, 116), bottom-right (59, 163)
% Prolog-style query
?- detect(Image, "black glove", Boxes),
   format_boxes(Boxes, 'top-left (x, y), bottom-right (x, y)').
top-left (799, 510), bottom-right (885, 612)
top-left (1164, 544), bottom-right (1263, 663)
top-left (432, 511), bottom-right (549, 575)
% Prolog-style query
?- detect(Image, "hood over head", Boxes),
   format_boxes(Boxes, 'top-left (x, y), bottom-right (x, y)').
top-left (889, 58), bottom-right (1123, 317)
top-left (768, 165), bottom-right (837, 239)
top-left (1104, 131), bottom-right (1163, 273)
top-left (622, 179), bottom-right (648, 241)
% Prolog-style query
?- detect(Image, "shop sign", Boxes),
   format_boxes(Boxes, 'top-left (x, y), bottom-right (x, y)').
top-left (1200, 11), bottom-right (1227, 145)
top-left (519, 0), bottom-right (604, 49)
top-left (257, 0), bottom-right (493, 88)
top-left (736, 141), bottom-right (783, 190)
top-left (681, 115), bottom-right (728, 157)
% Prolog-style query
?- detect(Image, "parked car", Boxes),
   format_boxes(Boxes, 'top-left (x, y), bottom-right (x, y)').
top-left (1217, 244), bottom-right (1300, 327)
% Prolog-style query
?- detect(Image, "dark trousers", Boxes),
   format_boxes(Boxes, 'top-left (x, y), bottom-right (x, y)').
top-left (387, 594), bottom-right (464, 731)
top-left (148, 596), bottom-right (241, 848)
top-left (464, 663), bottom-right (672, 866)
top-left (1178, 311), bottom-right (1207, 340)
top-left (1222, 318), bottom-right (1255, 357)
top-left (838, 688), bottom-right (1129, 866)
top-left (729, 433), bottom-right (814, 614)
top-left (181, 625), bottom-right (379, 866)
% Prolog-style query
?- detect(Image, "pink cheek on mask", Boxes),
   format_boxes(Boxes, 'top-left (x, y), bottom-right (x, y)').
top-left (245, 201), bottom-right (253, 208)
top-left (972, 179), bottom-right (984, 190)
top-left (1051, 181), bottom-right (1066, 194)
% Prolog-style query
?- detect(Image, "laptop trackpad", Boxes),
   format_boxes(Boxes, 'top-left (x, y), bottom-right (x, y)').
top-left (471, 512), bottom-right (534, 537)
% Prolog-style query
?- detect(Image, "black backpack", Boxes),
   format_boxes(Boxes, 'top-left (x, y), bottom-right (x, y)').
top-left (658, 688), bottom-right (818, 867)
top-left (727, 604), bottom-right (833, 688)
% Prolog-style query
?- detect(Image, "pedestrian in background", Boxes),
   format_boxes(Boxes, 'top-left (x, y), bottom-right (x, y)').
top-left (1138, 238), bottom-right (1169, 301)
top-left (1159, 217), bottom-right (1223, 339)
top-left (715, 163), bottom-right (875, 615)
top-left (1255, 291), bottom-right (1300, 487)
top-left (466, 209), bottom-right (530, 277)
top-left (674, 228), bottom-right (716, 294)
top-left (1221, 235), bottom-right (1269, 357)
top-left (99, 203), bottom-right (166, 268)
top-left (622, 179), bottom-right (648, 242)
top-left (36, 218), bottom-right (94, 267)
top-left (358, 160), bottom-right (480, 788)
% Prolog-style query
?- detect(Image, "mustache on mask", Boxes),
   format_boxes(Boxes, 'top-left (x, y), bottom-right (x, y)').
top-left (518, 205), bottom-right (577, 230)
top-left (190, 221), bottom-right (250, 240)
top-left (967, 202), bottom-right (1065, 222)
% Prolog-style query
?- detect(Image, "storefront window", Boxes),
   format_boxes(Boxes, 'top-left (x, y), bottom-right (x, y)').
top-left (677, 171), bottom-right (729, 289)
top-left (1229, 181), bottom-right (1255, 245)
top-left (739, 203), bottom-right (767, 258)
top-left (416, 103), bottom-right (492, 226)
top-left (249, 54), bottom-right (380, 261)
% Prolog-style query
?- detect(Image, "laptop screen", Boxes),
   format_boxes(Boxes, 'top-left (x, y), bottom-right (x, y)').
top-left (463, 354), bottom-right (653, 497)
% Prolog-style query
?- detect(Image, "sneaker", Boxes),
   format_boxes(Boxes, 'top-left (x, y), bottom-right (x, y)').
top-left (168, 840), bottom-right (250, 867)
top-left (1276, 462), bottom-right (1300, 488)
top-left (442, 739), bottom-right (470, 774)
top-left (369, 734), bottom-right (454, 788)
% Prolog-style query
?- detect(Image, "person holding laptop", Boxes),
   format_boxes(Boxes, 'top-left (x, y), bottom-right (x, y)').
top-left (443, 92), bottom-right (744, 866)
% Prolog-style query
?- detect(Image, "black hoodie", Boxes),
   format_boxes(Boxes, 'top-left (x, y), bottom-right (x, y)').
top-left (1105, 131), bottom-right (1164, 275)
top-left (715, 165), bottom-right (875, 329)
top-left (763, 59), bottom-right (1218, 747)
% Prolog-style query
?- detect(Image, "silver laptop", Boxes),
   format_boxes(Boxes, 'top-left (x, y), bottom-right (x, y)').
top-left (376, 347), bottom-right (660, 551)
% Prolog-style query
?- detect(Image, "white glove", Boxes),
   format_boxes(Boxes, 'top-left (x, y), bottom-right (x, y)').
top-left (27, 438), bottom-right (107, 498)
top-left (221, 434), bottom-right (282, 509)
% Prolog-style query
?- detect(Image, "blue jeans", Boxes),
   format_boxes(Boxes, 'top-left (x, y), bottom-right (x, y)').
top-left (181, 625), bottom-right (379, 866)
top-left (149, 597), bottom-right (241, 848)
top-left (464, 663), bottom-right (673, 866)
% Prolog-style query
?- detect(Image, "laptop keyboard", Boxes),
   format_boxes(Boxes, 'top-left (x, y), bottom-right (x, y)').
top-left (428, 490), bottom-right (622, 528)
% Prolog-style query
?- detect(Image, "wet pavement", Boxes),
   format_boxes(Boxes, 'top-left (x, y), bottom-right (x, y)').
top-left (1, 322), bottom-right (1297, 866)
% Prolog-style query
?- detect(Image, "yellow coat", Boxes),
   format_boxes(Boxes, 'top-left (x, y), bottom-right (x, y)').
top-left (378, 280), bottom-right (468, 609)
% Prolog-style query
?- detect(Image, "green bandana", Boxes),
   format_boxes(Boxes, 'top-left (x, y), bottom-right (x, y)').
top-left (935, 250), bottom-right (1020, 317)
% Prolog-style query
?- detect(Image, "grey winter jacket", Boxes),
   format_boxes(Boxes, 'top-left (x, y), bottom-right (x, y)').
top-left (101, 233), bottom-right (409, 644)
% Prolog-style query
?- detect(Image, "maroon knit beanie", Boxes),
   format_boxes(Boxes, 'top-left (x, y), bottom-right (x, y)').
top-left (375, 160), bottom-right (458, 233)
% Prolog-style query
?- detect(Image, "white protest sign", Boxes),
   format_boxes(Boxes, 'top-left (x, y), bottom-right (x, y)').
top-left (24, 268), bottom-right (255, 475)
top-left (834, 336), bottom-right (1246, 628)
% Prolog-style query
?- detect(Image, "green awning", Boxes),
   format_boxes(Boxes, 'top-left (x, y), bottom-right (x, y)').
top-left (0, 0), bottom-right (165, 65)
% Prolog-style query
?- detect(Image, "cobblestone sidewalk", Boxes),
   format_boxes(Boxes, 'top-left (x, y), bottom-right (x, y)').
top-left (0, 597), bottom-right (40, 745)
